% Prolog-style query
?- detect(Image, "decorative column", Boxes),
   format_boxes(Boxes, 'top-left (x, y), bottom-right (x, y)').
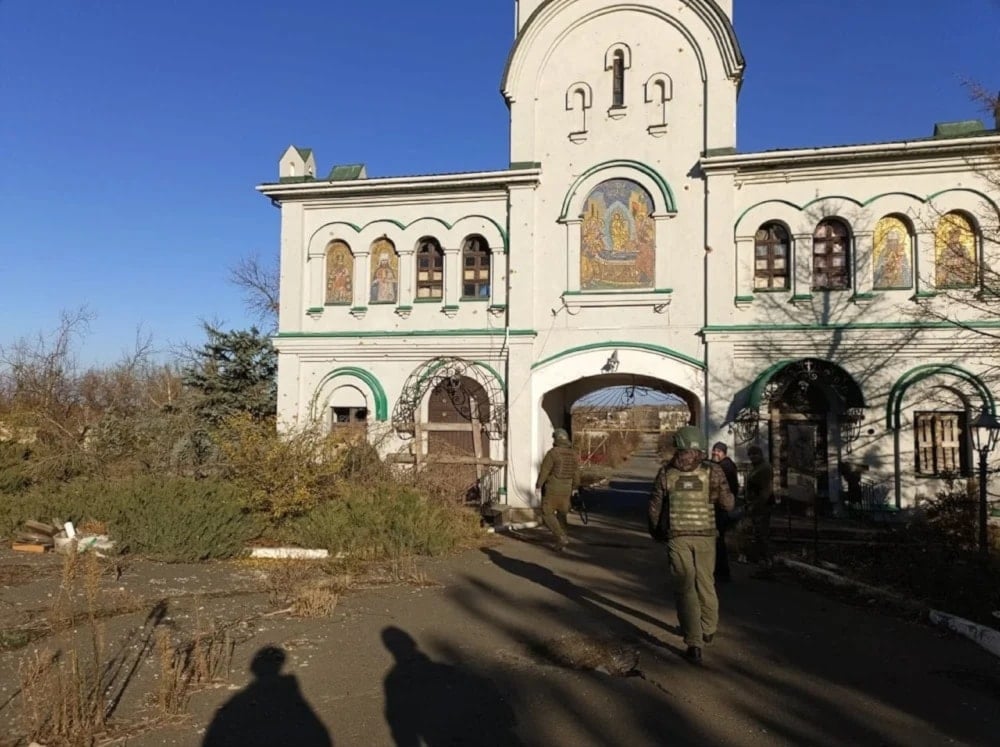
top-left (489, 244), bottom-right (508, 316)
top-left (652, 213), bottom-right (675, 290)
top-left (852, 231), bottom-right (875, 304)
top-left (914, 230), bottom-right (936, 299)
top-left (351, 246), bottom-right (370, 318)
top-left (791, 233), bottom-right (814, 303)
top-left (396, 246), bottom-right (415, 318)
top-left (442, 245), bottom-right (461, 317)
top-left (563, 218), bottom-right (582, 292)
top-left (734, 236), bottom-right (755, 307)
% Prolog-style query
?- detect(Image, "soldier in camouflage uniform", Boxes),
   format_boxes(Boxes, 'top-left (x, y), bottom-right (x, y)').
top-left (535, 428), bottom-right (580, 551)
top-left (648, 426), bottom-right (735, 664)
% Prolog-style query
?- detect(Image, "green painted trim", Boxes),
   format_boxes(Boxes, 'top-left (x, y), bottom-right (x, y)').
top-left (925, 187), bottom-right (1000, 216)
top-left (734, 295), bottom-right (754, 303)
top-left (369, 301), bottom-right (396, 306)
top-left (461, 297), bottom-right (491, 302)
top-left (752, 288), bottom-right (789, 294)
top-left (309, 214), bottom-right (510, 252)
top-left (413, 298), bottom-right (443, 304)
top-left (885, 364), bottom-right (995, 430)
top-left (736, 187), bottom-right (1000, 234)
top-left (277, 329), bottom-right (537, 339)
top-left (509, 161), bottom-right (541, 170)
top-left (562, 288), bottom-right (673, 296)
top-left (531, 341), bottom-right (704, 371)
top-left (473, 360), bottom-right (506, 391)
top-left (913, 291), bottom-right (938, 299)
top-left (747, 358), bottom-right (866, 410)
top-left (861, 191), bottom-right (925, 206)
top-left (488, 304), bottom-right (507, 310)
top-left (307, 307), bottom-right (325, 313)
top-left (349, 306), bottom-right (368, 312)
top-left (746, 359), bottom-right (794, 409)
top-left (443, 305), bottom-right (460, 310)
top-left (558, 160), bottom-right (677, 220)
top-left (312, 366), bottom-right (389, 422)
top-left (396, 305), bottom-right (413, 311)
top-left (871, 286), bottom-right (912, 292)
top-left (851, 293), bottom-right (876, 300)
top-left (702, 320), bottom-right (1000, 333)
top-left (789, 294), bottom-right (814, 302)
top-left (502, 0), bottom-right (744, 95)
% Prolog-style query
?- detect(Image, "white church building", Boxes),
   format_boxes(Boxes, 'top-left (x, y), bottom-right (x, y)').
top-left (258, 0), bottom-right (1000, 520)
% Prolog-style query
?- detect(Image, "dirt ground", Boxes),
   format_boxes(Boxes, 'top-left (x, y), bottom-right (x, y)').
top-left (2, 451), bottom-right (1000, 746)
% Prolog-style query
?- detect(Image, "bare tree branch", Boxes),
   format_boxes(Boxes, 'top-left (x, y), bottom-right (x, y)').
top-left (230, 253), bottom-right (279, 328)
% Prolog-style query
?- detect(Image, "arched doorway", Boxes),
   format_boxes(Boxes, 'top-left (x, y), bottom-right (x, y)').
top-left (751, 359), bottom-right (866, 515)
top-left (427, 375), bottom-right (491, 492)
top-left (391, 357), bottom-right (507, 504)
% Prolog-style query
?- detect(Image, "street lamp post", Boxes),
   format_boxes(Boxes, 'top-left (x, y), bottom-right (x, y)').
top-left (969, 405), bottom-right (1000, 557)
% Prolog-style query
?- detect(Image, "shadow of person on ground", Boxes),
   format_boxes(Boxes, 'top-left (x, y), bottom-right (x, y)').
top-left (382, 626), bottom-right (523, 747)
top-left (481, 547), bottom-right (685, 649)
top-left (203, 646), bottom-right (332, 747)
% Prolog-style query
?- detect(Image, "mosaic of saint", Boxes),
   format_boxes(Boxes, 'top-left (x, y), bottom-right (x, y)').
top-left (580, 179), bottom-right (655, 290)
top-left (369, 238), bottom-right (399, 303)
top-left (935, 212), bottom-right (976, 287)
top-left (872, 216), bottom-right (912, 289)
top-left (325, 241), bottom-right (353, 305)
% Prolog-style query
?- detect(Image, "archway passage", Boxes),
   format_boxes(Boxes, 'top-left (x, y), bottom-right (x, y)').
top-left (541, 373), bottom-right (699, 515)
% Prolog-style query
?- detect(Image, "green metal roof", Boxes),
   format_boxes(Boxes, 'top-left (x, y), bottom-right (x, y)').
top-left (933, 120), bottom-right (987, 138)
top-left (328, 163), bottom-right (366, 181)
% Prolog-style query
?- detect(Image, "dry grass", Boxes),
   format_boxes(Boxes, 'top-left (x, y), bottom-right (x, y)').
top-left (17, 552), bottom-right (108, 746)
top-left (156, 626), bottom-right (236, 715)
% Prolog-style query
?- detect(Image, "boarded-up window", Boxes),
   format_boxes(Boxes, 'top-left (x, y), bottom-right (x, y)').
top-left (461, 235), bottom-right (491, 299)
top-left (416, 238), bottom-right (444, 299)
top-left (754, 223), bottom-right (790, 290)
top-left (812, 219), bottom-right (851, 290)
top-left (915, 411), bottom-right (966, 476)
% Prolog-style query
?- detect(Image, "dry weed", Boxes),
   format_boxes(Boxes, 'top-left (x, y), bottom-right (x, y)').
top-left (156, 626), bottom-right (236, 715)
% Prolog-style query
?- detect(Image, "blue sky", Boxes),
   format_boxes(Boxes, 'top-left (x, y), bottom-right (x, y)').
top-left (2, 0), bottom-right (998, 365)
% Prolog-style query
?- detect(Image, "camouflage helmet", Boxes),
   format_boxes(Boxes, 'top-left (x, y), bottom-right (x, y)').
top-left (674, 426), bottom-right (705, 451)
top-left (553, 428), bottom-right (570, 444)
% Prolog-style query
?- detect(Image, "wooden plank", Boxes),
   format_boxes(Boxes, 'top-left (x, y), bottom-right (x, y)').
top-left (420, 423), bottom-right (478, 433)
top-left (421, 456), bottom-right (506, 466)
top-left (12, 543), bottom-right (48, 554)
top-left (24, 520), bottom-right (57, 536)
top-left (471, 403), bottom-right (484, 482)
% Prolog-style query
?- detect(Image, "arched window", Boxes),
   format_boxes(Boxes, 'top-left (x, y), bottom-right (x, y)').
top-left (369, 238), bottom-right (399, 304)
top-left (754, 223), bottom-right (790, 290)
top-left (580, 179), bottom-right (655, 290)
top-left (325, 240), bottom-right (353, 305)
top-left (812, 219), bottom-right (851, 290)
top-left (611, 50), bottom-right (625, 108)
top-left (461, 235), bottom-right (491, 299)
top-left (415, 237), bottom-right (444, 299)
top-left (935, 212), bottom-right (977, 288)
top-left (873, 215), bottom-right (914, 290)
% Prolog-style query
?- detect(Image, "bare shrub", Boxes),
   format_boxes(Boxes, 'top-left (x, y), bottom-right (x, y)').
top-left (215, 413), bottom-right (352, 520)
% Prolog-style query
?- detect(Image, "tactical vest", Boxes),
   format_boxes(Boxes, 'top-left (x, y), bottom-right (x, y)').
top-left (549, 446), bottom-right (578, 480)
top-left (666, 465), bottom-right (714, 536)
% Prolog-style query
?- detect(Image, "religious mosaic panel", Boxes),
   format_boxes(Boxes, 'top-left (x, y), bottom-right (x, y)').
top-left (324, 240), bottom-right (353, 305)
top-left (369, 238), bottom-right (399, 304)
top-left (872, 216), bottom-right (912, 290)
top-left (935, 212), bottom-right (977, 288)
top-left (581, 179), bottom-right (655, 290)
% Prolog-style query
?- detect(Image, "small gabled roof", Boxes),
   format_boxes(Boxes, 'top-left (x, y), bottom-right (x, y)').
top-left (328, 163), bottom-right (366, 181)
